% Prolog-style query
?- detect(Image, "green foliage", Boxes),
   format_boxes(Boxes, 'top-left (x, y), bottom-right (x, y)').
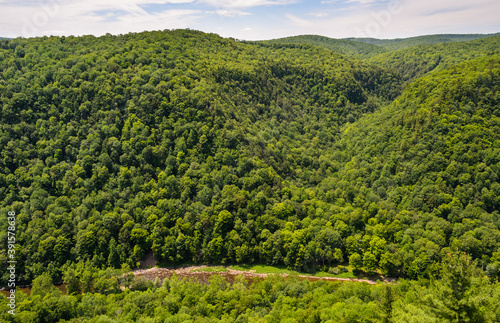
top-left (0, 29), bottom-right (402, 286)
top-left (349, 253), bottom-right (363, 272)
top-left (262, 34), bottom-right (388, 59)
top-left (129, 275), bottom-right (155, 291)
top-left (0, 29), bottom-right (499, 297)
top-left (427, 252), bottom-right (486, 322)
top-left (31, 272), bottom-right (56, 297)
top-left (1, 263), bottom-right (499, 322)
top-left (391, 252), bottom-right (499, 323)
top-left (347, 33), bottom-right (500, 51)
top-left (369, 35), bottom-right (500, 81)
top-left (331, 55), bottom-right (500, 278)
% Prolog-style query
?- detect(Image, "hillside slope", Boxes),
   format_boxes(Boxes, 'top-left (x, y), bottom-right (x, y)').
top-left (327, 55), bottom-right (500, 277)
top-left (0, 30), bottom-right (499, 289)
top-left (0, 30), bottom-right (401, 285)
top-left (262, 35), bottom-right (387, 59)
top-left (346, 33), bottom-right (500, 50)
top-left (368, 35), bottom-right (500, 81)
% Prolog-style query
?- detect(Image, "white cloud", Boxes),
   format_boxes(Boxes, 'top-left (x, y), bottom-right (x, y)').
top-left (307, 12), bottom-right (329, 17)
top-left (207, 9), bottom-right (251, 17)
top-left (0, 0), bottom-right (499, 40)
top-left (285, 13), bottom-right (312, 27)
top-left (345, 0), bottom-right (378, 3)
top-left (199, 0), bottom-right (296, 8)
top-left (321, 0), bottom-right (378, 4)
top-left (0, 0), bottom-right (202, 38)
top-left (0, 0), bottom-right (299, 38)
top-left (283, 0), bottom-right (500, 39)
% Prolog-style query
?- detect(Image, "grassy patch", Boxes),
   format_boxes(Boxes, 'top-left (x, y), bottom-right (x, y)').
top-left (229, 264), bottom-right (301, 275)
top-left (311, 271), bottom-right (357, 279)
top-left (229, 264), bottom-right (360, 279)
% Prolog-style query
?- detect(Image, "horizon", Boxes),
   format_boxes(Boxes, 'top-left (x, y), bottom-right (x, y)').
top-left (1, 0), bottom-right (499, 41)
top-left (2, 29), bottom-right (500, 42)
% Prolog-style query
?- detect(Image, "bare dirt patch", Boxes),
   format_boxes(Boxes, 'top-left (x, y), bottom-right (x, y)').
top-left (133, 265), bottom-right (393, 285)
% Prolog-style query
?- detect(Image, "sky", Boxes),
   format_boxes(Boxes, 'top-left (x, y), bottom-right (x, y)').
top-left (1, 0), bottom-right (499, 40)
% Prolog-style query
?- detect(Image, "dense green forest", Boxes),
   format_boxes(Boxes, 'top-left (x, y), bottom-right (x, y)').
top-left (265, 34), bottom-right (500, 59)
top-left (0, 29), bottom-right (403, 285)
top-left (367, 37), bottom-right (500, 82)
top-left (1, 253), bottom-right (499, 322)
top-left (345, 33), bottom-right (500, 50)
top-left (1, 30), bottom-right (500, 321)
top-left (263, 35), bottom-right (388, 59)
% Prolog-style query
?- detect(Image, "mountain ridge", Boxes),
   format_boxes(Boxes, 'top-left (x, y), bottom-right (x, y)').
top-left (344, 32), bottom-right (500, 50)
top-left (263, 32), bottom-right (500, 59)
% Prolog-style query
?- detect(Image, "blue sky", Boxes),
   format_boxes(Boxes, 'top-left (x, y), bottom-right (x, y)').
top-left (1, 0), bottom-right (499, 40)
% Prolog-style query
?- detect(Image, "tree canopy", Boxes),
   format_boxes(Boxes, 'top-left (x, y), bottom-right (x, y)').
top-left (0, 29), bottom-right (499, 321)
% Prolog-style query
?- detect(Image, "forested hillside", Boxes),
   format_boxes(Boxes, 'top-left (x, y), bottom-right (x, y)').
top-left (0, 30), bottom-right (400, 285)
top-left (263, 35), bottom-right (388, 59)
top-left (345, 33), bottom-right (500, 50)
top-left (327, 55), bottom-right (500, 279)
top-left (1, 29), bottom-right (500, 322)
top-left (267, 34), bottom-right (500, 83)
top-left (368, 36), bottom-right (500, 81)
top-left (1, 253), bottom-right (499, 322)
